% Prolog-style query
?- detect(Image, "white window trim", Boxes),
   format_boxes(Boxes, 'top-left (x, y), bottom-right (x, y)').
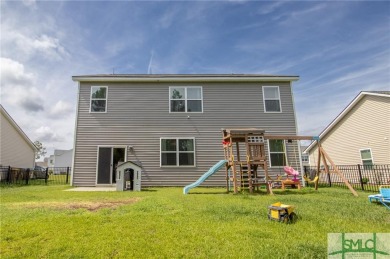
top-left (160, 137), bottom-right (196, 167)
top-left (359, 148), bottom-right (374, 165)
top-left (169, 86), bottom-right (203, 113)
top-left (267, 139), bottom-right (287, 167)
top-left (262, 86), bottom-right (282, 113)
top-left (90, 86), bottom-right (108, 113)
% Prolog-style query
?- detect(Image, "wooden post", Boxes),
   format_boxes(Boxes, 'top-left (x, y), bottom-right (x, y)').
top-left (321, 148), bottom-right (359, 197)
top-left (264, 160), bottom-right (274, 195)
top-left (316, 142), bottom-right (321, 190)
top-left (236, 142), bottom-right (240, 162)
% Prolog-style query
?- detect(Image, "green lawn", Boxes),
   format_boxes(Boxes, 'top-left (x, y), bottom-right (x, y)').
top-left (1, 186), bottom-right (388, 258)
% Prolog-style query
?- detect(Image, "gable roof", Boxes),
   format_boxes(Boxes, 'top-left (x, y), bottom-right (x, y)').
top-left (305, 91), bottom-right (390, 153)
top-left (0, 105), bottom-right (38, 151)
top-left (72, 74), bottom-right (299, 83)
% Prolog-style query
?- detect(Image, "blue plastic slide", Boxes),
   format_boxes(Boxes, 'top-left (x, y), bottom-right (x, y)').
top-left (183, 160), bottom-right (227, 194)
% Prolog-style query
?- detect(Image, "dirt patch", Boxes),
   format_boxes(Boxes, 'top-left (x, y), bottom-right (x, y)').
top-left (14, 198), bottom-right (141, 212)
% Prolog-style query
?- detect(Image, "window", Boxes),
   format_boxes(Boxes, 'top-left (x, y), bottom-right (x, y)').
top-left (263, 86), bottom-right (281, 112)
top-left (90, 86), bottom-right (107, 112)
top-left (301, 154), bottom-right (309, 163)
top-left (360, 149), bottom-right (374, 166)
top-left (161, 138), bottom-right (195, 166)
top-left (170, 87), bottom-right (202, 112)
top-left (268, 140), bottom-right (286, 167)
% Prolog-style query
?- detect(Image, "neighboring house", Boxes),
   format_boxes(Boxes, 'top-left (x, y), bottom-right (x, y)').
top-left (0, 105), bottom-right (37, 168)
top-left (305, 91), bottom-right (390, 166)
top-left (300, 145), bottom-right (309, 167)
top-left (47, 149), bottom-right (73, 168)
top-left (71, 74), bottom-right (301, 187)
top-left (35, 157), bottom-right (49, 168)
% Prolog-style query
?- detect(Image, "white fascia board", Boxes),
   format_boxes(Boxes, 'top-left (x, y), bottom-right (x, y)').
top-left (72, 76), bottom-right (299, 83)
top-left (305, 91), bottom-right (390, 153)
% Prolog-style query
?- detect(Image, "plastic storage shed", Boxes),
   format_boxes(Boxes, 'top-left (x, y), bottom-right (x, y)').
top-left (116, 161), bottom-right (142, 191)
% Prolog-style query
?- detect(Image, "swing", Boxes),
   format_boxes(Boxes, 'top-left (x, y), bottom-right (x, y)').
top-left (281, 140), bottom-right (302, 190)
top-left (303, 146), bottom-right (320, 190)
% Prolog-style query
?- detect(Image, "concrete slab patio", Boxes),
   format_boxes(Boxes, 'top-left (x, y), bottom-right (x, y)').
top-left (65, 187), bottom-right (116, 192)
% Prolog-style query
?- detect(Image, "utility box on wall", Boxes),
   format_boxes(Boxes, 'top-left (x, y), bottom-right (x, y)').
top-left (116, 161), bottom-right (142, 191)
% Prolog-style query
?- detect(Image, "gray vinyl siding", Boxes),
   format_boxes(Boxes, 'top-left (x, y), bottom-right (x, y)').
top-left (0, 112), bottom-right (35, 168)
top-left (308, 95), bottom-right (390, 165)
top-left (73, 82), bottom-right (298, 186)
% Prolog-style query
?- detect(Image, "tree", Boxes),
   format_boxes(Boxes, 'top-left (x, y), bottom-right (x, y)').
top-left (34, 140), bottom-right (47, 160)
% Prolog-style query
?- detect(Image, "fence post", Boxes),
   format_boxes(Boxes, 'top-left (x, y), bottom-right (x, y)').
top-left (327, 172), bottom-right (332, 187)
top-left (45, 167), bottom-right (49, 184)
top-left (7, 166), bottom-right (11, 184)
top-left (357, 164), bottom-right (364, 191)
top-left (25, 168), bottom-right (30, 185)
top-left (66, 167), bottom-right (69, 184)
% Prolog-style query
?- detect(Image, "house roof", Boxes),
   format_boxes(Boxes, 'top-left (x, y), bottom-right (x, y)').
top-left (72, 74), bottom-right (299, 83)
top-left (0, 105), bottom-right (38, 151)
top-left (304, 91), bottom-right (390, 153)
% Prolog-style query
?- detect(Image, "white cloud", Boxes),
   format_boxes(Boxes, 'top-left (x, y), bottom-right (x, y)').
top-left (3, 29), bottom-right (69, 61)
top-left (0, 57), bottom-right (44, 112)
top-left (0, 57), bottom-right (35, 85)
top-left (48, 100), bottom-right (74, 119)
top-left (35, 126), bottom-right (63, 142)
top-left (22, 0), bottom-right (37, 9)
top-left (158, 8), bottom-right (178, 29)
top-left (258, 2), bottom-right (285, 15)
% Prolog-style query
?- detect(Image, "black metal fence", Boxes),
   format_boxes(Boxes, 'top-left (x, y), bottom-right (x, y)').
top-left (0, 166), bottom-right (71, 186)
top-left (304, 164), bottom-right (390, 192)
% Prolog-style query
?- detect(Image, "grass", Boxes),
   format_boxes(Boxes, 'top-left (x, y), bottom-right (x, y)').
top-left (1, 186), bottom-right (389, 258)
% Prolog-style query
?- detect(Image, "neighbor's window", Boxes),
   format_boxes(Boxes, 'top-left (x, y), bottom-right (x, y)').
top-left (269, 140), bottom-right (286, 167)
top-left (263, 86), bottom-right (281, 112)
top-left (360, 149), bottom-right (374, 166)
top-left (90, 86), bottom-right (107, 112)
top-left (170, 87), bottom-right (202, 112)
top-left (161, 138), bottom-right (195, 166)
top-left (301, 154), bottom-right (309, 163)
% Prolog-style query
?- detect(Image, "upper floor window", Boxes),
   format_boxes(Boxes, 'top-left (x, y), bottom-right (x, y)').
top-left (268, 139), bottom-right (286, 167)
top-left (170, 87), bottom-right (202, 113)
top-left (160, 138), bottom-right (195, 166)
top-left (90, 86), bottom-right (107, 113)
top-left (360, 149), bottom-right (373, 166)
top-left (263, 86), bottom-right (281, 112)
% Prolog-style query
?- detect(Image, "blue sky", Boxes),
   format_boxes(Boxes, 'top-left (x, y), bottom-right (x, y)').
top-left (1, 1), bottom-right (389, 157)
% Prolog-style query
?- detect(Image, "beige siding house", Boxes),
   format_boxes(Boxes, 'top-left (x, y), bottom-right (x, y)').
top-left (71, 74), bottom-right (301, 187)
top-left (305, 91), bottom-right (390, 165)
top-left (0, 105), bottom-right (37, 168)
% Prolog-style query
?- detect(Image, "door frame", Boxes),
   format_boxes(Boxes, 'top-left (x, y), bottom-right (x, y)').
top-left (96, 145), bottom-right (128, 185)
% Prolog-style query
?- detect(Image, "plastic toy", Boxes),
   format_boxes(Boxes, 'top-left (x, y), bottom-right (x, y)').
top-left (268, 202), bottom-right (297, 223)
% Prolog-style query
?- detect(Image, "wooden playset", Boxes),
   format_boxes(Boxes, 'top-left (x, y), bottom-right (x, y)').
top-left (221, 128), bottom-right (358, 196)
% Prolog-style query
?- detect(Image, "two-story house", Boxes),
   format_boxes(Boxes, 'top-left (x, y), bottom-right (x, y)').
top-left (71, 74), bottom-right (300, 187)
